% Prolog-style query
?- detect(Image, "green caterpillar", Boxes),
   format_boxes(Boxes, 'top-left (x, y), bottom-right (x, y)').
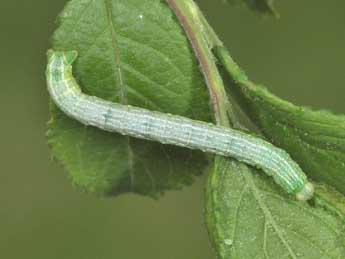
top-left (46, 49), bottom-right (314, 201)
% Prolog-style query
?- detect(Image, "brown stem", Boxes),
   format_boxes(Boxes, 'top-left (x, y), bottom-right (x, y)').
top-left (165, 0), bottom-right (230, 127)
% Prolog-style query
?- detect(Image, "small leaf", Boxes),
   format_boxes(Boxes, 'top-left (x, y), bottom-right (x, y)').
top-left (205, 157), bottom-right (345, 259)
top-left (47, 0), bottom-right (211, 197)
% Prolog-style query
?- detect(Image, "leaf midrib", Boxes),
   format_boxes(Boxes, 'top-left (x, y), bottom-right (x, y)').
top-left (104, 0), bottom-right (126, 103)
top-left (242, 171), bottom-right (299, 259)
top-left (104, 0), bottom-right (135, 186)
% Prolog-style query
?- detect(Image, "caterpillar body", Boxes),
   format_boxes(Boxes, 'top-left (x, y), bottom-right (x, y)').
top-left (46, 50), bottom-right (314, 201)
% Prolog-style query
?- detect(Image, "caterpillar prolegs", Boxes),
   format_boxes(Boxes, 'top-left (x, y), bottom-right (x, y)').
top-left (46, 50), bottom-right (314, 201)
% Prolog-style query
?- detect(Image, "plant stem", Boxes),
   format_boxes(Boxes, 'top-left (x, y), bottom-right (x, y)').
top-left (197, 10), bottom-right (256, 90)
top-left (165, 0), bottom-right (230, 127)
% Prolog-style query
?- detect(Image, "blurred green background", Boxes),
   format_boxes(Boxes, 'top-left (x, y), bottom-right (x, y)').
top-left (1, 0), bottom-right (344, 258)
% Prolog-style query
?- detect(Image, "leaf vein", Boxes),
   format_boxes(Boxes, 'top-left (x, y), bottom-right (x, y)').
top-left (118, 34), bottom-right (188, 79)
top-left (243, 170), bottom-right (299, 259)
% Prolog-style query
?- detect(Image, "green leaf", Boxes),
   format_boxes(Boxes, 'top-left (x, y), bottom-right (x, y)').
top-left (47, 0), bottom-right (211, 197)
top-left (206, 157), bottom-right (345, 259)
top-left (214, 46), bottom-right (345, 196)
top-left (219, 0), bottom-right (277, 16)
top-left (314, 184), bottom-right (345, 220)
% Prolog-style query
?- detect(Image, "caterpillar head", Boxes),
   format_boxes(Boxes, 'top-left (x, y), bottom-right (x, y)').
top-left (296, 182), bottom-right (314, 201)
top-left (47, 49), bottom-right (78, 65)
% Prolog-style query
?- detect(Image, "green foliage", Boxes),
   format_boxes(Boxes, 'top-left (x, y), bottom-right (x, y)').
top-left (206, 157), bottom-right (345, 259)
top-left (47, 0), bottom-right (345, 258)
top-left (315, 184), bottom-right (345, 219)
top-left (48, 0), bottom-right (211, 197)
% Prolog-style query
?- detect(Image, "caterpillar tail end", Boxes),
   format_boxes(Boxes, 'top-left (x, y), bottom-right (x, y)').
top-left (296, 182), bottom-right (314, 201)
